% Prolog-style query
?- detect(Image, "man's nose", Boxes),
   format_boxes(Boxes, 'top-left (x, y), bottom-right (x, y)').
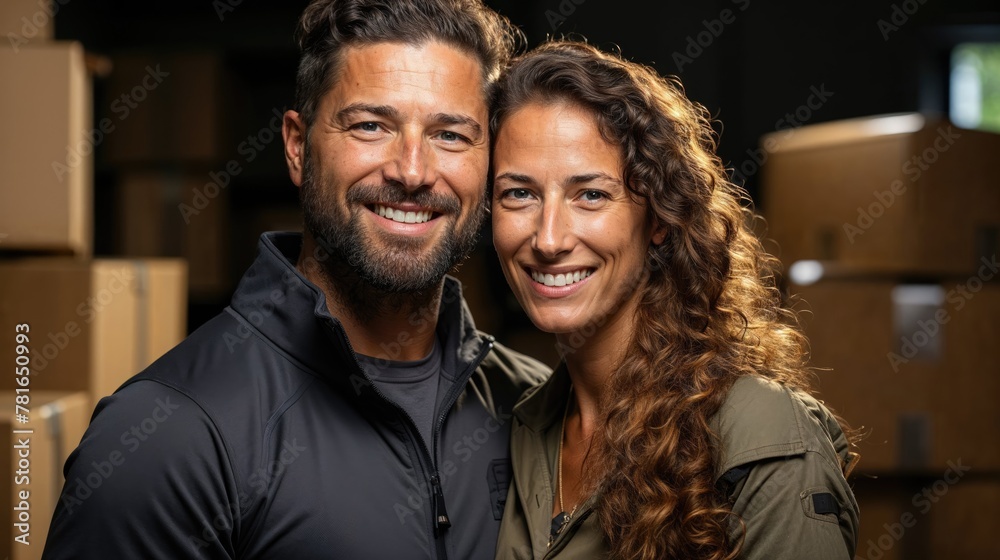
top-left (384, 129), bottom-right (438, 191)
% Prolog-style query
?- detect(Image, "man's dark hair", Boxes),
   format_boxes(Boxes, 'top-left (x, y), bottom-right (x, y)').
top-left (294, 0), bottom-right (522, 130)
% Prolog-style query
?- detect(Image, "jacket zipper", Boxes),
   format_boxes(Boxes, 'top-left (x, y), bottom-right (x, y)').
top-left (428, 336), bottom-right (495, 559)
top-left (329, 320), bottom-right (495, 560)
top-left (544, 505), bottom-right (593, 558)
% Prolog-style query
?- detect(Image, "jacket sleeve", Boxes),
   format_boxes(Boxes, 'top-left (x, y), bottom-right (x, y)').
top-left (725, 450), bottom-right (859, 560)
top-left (42, 380), bottom-right (241, 559)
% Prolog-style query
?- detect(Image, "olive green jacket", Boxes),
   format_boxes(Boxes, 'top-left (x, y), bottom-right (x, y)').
top-left (495, 366), bottom-right (859, 560)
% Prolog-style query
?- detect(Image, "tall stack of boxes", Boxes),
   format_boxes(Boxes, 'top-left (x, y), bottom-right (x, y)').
top-left (761, 113), bottom-right (1000, 559)
top-left (0, 9), bottom-right (187, 558)
top-left (107, 51), bottom-right (232, 300)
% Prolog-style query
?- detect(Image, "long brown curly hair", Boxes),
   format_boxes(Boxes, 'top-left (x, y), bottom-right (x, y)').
top-left (491, 41), bottom-right (846, 560)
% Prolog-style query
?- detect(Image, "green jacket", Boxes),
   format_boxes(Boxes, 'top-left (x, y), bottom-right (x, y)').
top-left (496, 365), bottom-right (859, 560)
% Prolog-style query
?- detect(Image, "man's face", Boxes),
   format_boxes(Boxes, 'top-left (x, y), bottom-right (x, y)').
top-left (286, 41), bottom-right (490, 293)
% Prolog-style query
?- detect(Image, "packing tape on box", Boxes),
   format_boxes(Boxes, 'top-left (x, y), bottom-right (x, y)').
top-left (133, 260), bottom-right (149, 373)
top-left (40, 400), bottom-right (66, 501)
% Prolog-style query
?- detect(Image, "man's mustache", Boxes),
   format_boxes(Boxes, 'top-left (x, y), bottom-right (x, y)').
top-left (345, 183), bottom-right (461, 215)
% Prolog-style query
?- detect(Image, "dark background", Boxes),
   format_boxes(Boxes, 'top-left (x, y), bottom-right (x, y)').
top-left (52, 0), bottom-right (1000, 340)
top-left (37, 3), bottom-right (1000, 557)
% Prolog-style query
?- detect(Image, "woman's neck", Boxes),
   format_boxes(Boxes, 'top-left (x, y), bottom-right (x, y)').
top-left (555, 301), bottom-right (636, 438)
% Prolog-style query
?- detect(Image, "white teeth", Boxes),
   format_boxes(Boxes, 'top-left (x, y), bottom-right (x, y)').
top-left (375, 205), bottom-right (432, 224)
top-left (531, 269), bottom-right (592, 287)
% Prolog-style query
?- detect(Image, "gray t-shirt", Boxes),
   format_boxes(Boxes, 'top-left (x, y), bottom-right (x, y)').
top-left (358, 339), bottom-right (443, 450)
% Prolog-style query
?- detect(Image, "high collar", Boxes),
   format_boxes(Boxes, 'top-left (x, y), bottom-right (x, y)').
top-left (512, 361), bottom-right (572, 433)
top-left (228, 232), bottom-right (486, 383)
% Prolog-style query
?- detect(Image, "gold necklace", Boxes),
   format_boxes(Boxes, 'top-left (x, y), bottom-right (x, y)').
top-left (549, 387), bottom-right (578, 548)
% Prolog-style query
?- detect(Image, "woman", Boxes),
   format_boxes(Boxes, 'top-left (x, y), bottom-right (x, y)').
top-left (490, 41), bottom-right (859, 560)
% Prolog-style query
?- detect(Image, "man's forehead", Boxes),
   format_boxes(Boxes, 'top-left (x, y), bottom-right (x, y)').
top-left (335, 41), bottom-right (487, 97)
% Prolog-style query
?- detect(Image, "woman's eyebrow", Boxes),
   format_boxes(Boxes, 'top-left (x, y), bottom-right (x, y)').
top-left (494, 172), bottom-right (534, 185)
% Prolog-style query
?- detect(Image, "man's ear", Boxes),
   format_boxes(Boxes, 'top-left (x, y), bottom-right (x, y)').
top-left (283, 110), bottom-right (307, 187)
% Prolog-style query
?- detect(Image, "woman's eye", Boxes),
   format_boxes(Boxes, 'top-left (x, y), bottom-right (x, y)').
top-left (582, 190), bottom-right (607, 202)
top-left (503, 188), bottom-right (532, 200)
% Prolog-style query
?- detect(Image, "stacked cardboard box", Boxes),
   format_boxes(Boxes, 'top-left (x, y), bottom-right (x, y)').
top-left (761, 115), bottom-right (1000, 559)
top-left (0, 41), bottom-right (92, 256)
top-left (104, 51), bottom-right (234, 298)
top-left (103, 51), bottom-right (227, 166)
top-left (1, 25), bottom-right (192, 556)
top-left (0, 258), bottom-right (187, 401)
top-left (0, 0), bottom-right (58, 44)
top-left (0, 392), bottom-right (90, 560)
top-left (117, 171), bottom-right (229, 299)
top-left (762, 114), bottom-right (1000, 273)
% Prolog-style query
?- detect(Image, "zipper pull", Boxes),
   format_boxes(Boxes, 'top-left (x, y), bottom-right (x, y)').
top-left (431, 474), bottom-right (451, 532)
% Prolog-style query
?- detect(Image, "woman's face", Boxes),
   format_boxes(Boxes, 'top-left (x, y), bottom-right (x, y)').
top-left (492, 101), bottom-right (663, 336)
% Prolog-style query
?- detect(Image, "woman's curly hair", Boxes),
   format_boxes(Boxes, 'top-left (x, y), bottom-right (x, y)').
top-left (491, 41), bottom-right (847, 560)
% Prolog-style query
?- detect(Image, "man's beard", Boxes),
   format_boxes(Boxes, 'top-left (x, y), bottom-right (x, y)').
top-left (299, 153), bottom-right (486, 300)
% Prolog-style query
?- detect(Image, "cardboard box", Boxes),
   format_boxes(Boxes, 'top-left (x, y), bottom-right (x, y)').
top-left (0, 0), bottom-right (57, 44)
top-left (793, 276), bottom-right (1000, 473)
top-left (0, 41), bottom-right (93, 256)
top-left (927, 477), bottom-right (1000, 558)
top-left (117, 171), bottom-right (230, 299)
top-left (0, 391), bottom-right (90, 560)
top-left (103, 51), bottom-right (227, 164)
top-left (851, 475), bottom-right (1000, 560)
top-left (0, 259), bottom-right (187, 401)
top-left (762, 114), bottom-right (1000, 274)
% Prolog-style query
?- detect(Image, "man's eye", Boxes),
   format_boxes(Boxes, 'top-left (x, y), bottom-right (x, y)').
top-left (439, 131), bottom-right (466, 143)
top-left (353, 122), bottom-right (380, 132)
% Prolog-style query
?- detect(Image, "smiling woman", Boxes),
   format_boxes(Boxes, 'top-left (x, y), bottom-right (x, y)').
top-left (491, 41), bottom-right (860, 560)
top-left (493, 101), bottom-right (664, 337)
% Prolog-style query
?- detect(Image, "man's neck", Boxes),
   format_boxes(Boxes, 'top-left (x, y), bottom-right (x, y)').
top-left (296, 232), bottom-right (443, 361)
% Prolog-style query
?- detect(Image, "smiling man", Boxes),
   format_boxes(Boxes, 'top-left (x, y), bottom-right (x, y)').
top-left (41, 2), bottom-right (548, 559)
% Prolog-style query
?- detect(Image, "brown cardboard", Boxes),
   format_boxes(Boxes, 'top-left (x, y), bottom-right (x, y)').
top-left (927, 477), bottom-right (1000, 558)
top-left (103, 52), bottom-right (226, 164)
top-left (850, 474), bottom-right (1000, 560)
top-left (116, 171), bottom-right (230, 299)
top-left (0, 0), bottom-right (56, 44)
top-left (0, 391), bottom-right (90, 560)
top-left (762, 114), bottom-right (1000, 274)
top-left (793, 278), bottom-right (1000, 473)
top-left (0, 41), bottom-right (93, 256)
top-left (0, 259), bottom-right (187, 401)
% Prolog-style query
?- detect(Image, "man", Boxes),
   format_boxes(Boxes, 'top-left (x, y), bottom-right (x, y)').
top-left (42, 1), bottom-right (548, 558)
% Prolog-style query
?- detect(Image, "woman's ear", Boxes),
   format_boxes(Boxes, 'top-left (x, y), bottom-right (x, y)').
top-left (651, 222), bottom-right (667, 245)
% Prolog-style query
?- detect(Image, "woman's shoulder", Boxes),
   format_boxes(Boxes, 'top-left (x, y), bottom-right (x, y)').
top-left (712, 375), bottom-right (852, 481)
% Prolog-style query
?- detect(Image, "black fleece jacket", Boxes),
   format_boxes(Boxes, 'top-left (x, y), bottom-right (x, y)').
top-left (42, 232), bottom-right (549, 560)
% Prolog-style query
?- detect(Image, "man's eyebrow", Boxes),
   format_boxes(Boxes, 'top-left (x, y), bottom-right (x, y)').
top-left (335, 103), bottom-right (400, 122)
top-left (432, 113), bottom-right (483, 139)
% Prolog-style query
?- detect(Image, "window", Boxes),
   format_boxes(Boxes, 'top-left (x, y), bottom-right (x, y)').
top-left (950, 43), bottom-right (1000, 133)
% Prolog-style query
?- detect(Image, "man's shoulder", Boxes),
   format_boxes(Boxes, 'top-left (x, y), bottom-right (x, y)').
top-left (120, 307), bottom-right (319, 433)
